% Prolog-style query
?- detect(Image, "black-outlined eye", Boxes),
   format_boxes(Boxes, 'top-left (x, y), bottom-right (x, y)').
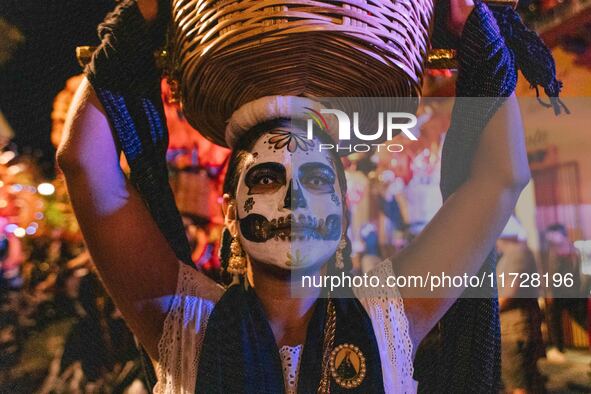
top-left (306, 175), bottom-right (329, 187)
top-left (245, 163), bottom-right (286, 194)
top-left (257, 175), bottom-right (276, 185)
top-left (299, 163), bottom-right (336, 193)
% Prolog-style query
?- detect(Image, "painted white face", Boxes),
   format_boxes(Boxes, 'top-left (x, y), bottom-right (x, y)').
top-left (234, 127), bottom-right (343, 270)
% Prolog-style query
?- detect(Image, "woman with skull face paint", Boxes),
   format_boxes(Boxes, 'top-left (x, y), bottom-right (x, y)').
top-left (56, 0), bottom-right (563, 392)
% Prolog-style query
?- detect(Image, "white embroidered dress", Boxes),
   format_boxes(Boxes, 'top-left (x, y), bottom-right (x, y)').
top-left (154, 260), bottom-right (417, 393)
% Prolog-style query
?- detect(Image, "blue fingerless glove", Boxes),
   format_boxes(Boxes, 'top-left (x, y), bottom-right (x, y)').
top-left (86, 0), bottom-right (192, 265)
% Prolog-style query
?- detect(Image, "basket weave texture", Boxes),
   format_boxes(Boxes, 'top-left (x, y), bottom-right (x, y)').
top-left (170, 0), bottom-right (435, 147)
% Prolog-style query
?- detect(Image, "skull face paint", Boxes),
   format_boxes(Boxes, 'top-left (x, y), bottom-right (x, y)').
top-left (235, 128), bottom-right (343, 270)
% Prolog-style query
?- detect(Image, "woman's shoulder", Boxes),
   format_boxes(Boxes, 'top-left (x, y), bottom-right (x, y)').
top-left (160, 262), bottom-right (224, 347)
top-left (353, 258), bottom-right (401, 301)
top-left (175, 261), bottom-right (225, 303)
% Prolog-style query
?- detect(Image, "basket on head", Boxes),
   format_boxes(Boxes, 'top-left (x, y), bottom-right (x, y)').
top-left (169, 0), bottom-right (435, 148)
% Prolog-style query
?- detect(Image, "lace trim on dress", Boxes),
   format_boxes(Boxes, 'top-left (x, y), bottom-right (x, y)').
top-left (279, 344), bottom-right (303, 394)
top-left (154, 263), bottom-right (216, 394)
top-left (354, 259), bottom-right (417, 393)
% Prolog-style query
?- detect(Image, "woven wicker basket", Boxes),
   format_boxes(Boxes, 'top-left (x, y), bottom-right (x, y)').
top-left (169, 0), bottom-right (435, 147)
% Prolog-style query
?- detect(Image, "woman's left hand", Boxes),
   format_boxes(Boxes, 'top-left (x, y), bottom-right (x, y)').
top-left (447, 0), bottom-right (475, 37)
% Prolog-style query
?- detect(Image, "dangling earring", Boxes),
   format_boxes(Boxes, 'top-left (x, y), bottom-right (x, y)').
top-left (228, 236), bottom-right (247, 275)
top-left (167, 78), bottom-right (181, 104)
top-left (335, 235), bottom-right (347, 270)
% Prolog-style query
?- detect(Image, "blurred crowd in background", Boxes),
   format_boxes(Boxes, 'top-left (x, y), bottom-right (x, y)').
top-left (0, 162), bottom-right (144, 392)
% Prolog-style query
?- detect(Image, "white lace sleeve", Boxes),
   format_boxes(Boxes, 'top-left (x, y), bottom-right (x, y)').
top-left (354, 259), bottom-right (418, 394)
top-left (154, 262), bottom-right (222, 394)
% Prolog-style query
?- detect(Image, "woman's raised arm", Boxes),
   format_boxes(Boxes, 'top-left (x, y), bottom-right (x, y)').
top-left (393, 1), bottom-right (531, 347)
top-left (396, 93), bottom-right (529, 345)
top-left (56, 0), bottom-right (220, 360)
top-left (57, 79), bottom-right (183, 359)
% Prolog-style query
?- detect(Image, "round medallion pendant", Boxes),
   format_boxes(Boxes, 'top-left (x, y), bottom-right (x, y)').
top-left (329, 343), bottom-right (366, 389)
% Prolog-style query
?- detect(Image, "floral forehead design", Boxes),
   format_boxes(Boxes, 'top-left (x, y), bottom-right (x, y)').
top-left (266, 129), bottom-right (315, 153)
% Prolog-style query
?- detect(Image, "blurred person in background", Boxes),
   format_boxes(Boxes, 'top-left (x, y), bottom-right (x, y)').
top-left (0, 223), bottom-right (24, 293)
top-left (496, 216), bottom-right (545, 393)
top-left (379, 175), bottom-right (408, 256)
top-left (359, 224), bottom-right (382, 274)
top-left (543, 223), bottom-right (587, 363)
top-left (39, 270), bottom-right (144, 393)
top-left (0, 218), bottom-right (25, 385)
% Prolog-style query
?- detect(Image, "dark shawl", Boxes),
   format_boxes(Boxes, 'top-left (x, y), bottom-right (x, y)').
top-left (195, 284), bottom-right (385, 393)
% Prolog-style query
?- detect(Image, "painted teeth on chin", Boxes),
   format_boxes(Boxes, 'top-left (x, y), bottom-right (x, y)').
top-left (290, 234), bottom-right (316, 241)
top-left (290, 215), bottom-right (319, 227)
top-left (242, 213), bottom-right (340, 243)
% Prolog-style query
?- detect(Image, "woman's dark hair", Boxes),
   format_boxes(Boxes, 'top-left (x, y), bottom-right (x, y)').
top-left (220, 118), bottom-right (353, 273)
